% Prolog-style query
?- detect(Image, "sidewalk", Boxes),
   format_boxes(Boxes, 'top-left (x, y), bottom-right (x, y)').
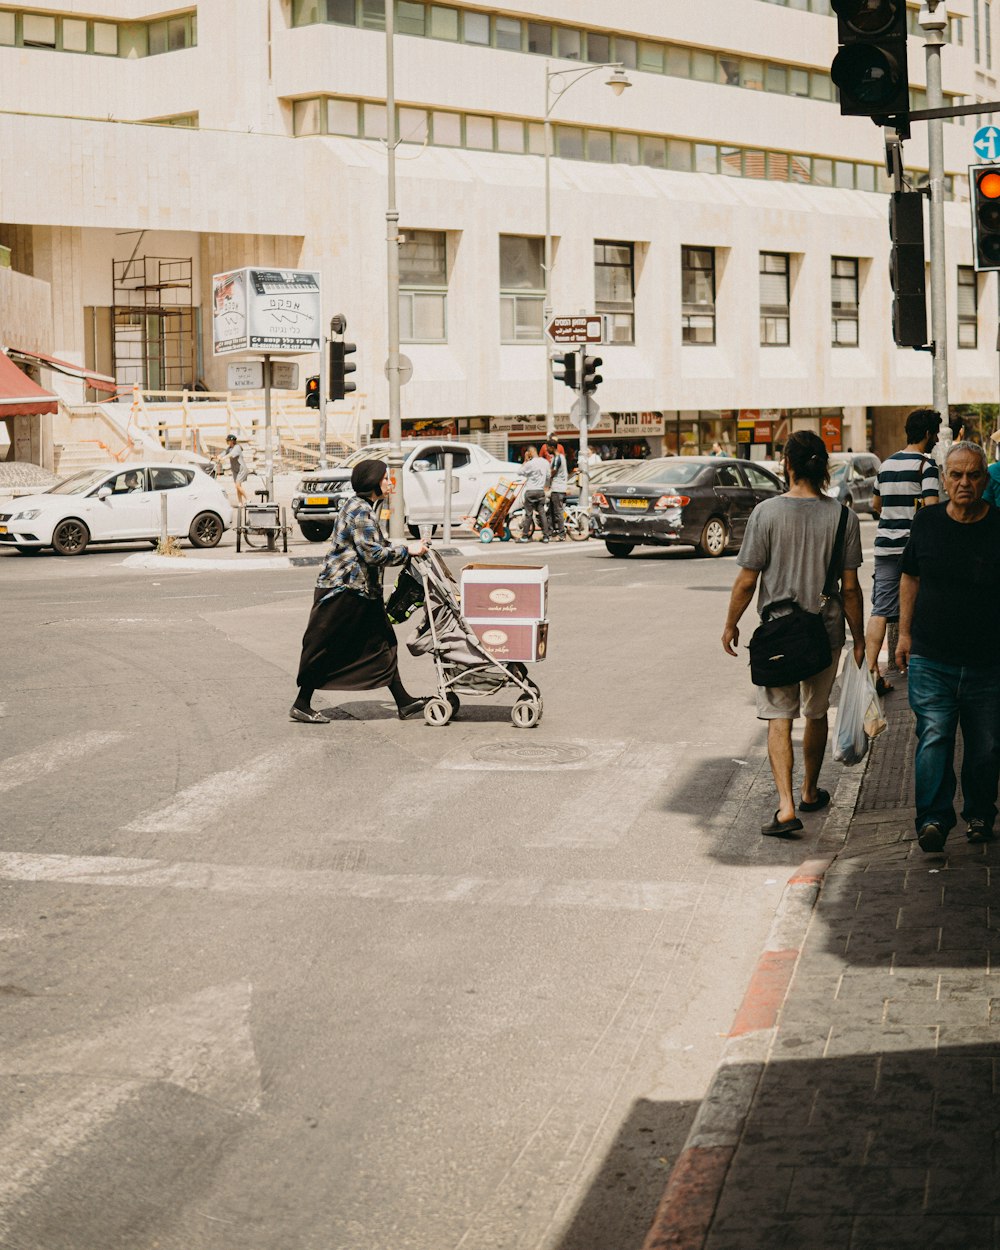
top-left (644, 672), bottom-right (1000, 1250)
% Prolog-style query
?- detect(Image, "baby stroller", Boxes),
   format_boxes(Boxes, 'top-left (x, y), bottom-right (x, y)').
top-left (400, 550), bottom-right (544, 728)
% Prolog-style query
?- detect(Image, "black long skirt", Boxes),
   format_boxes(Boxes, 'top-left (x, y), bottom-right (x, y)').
top-left (296, 588), bottom-right (399, 691)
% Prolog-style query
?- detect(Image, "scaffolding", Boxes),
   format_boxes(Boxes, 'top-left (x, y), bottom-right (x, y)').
top-left (111, 255), bottom-right (196, 393)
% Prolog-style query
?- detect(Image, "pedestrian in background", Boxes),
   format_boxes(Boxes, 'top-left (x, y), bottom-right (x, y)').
top-left (518, 446), bottom-right (551, 543)
top-left (864, 408), bottom-right (941, 697)
top-left (896, 440), bottom-right (1000, 851)
top-left (544, 436), bottom-right (568, 540)
top-left (216, 433), bottom-right (251, 507)
top-left (722, 431), bottom-right (864, 837)
top-left (291, 459), bottom-right (429, 724)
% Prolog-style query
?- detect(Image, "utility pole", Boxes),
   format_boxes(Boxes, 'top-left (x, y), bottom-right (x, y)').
top-left (921, 0), bottom-right (950, 452)
top-left (384, 2), bottom-right (405, 539)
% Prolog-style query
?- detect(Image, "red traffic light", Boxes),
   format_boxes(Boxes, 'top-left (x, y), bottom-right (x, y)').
top-left (978, 171), bottom-right (1000, 199)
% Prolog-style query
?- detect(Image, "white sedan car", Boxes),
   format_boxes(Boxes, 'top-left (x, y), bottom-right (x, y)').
top-left (0, 463), bottom-right (234, 556)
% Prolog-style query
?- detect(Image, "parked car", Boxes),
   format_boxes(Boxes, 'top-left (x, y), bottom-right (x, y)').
top-left (591, 456), bottom-right (784, 557)
top-left (291, 440), bottom-right (521, 541)
top-left (825, 452), bottom-right (881, 514)
top-left (0, 462), bottom-right (233, 556)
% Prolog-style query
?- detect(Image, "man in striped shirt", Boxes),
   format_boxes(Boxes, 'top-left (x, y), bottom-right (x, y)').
top-left (864, 409), bottom-right (941, 693)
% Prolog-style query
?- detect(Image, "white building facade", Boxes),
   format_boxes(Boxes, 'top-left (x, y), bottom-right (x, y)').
top-left (1, 0), bottom-right (999, 461)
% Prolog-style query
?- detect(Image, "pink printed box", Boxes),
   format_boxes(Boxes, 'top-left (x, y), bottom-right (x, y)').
top-left (460, 564), bottom-right (548, 621)
top-left (469, 619), bottom-right (549, 663)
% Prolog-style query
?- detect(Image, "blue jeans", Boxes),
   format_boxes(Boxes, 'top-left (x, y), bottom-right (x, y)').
top-left (907, 655), bottom-right (1000, 835)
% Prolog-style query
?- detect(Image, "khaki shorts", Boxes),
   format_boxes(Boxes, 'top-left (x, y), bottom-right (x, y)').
top-left (756, 655), bottom-right (840, 721)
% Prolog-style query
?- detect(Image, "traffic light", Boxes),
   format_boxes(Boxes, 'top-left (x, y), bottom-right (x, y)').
top-left (831, 0), bottom-right (909, 125)
top-left (551, 352), bottom-right (577, 390)
top-left (305, 375), bottom-right (320, 409)
top-left (329, 339), bottom-right (357, 402)
top-left (971, 163), bottom-right (1000, 271)
top-left (889, 190), bottom-right (927, 347)
top-left (581, 355), bottom-right (603, 394)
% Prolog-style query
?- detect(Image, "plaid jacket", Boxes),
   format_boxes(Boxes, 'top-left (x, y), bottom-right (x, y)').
top-left (315, 494), bottom-right (408, 599)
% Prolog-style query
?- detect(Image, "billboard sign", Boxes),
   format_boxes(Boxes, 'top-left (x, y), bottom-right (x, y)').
top-left (212, 268), bottom-right (322, 355)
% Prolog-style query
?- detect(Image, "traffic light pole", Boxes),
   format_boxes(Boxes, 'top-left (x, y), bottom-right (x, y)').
top-left (577, 344), bottom-right (590, 515)
top-left (384, 3), bottom-right (405, 541)
top-left (922, 2), bottom-right (950, 451)
top-left (318, 331), bottom-right (328, 469)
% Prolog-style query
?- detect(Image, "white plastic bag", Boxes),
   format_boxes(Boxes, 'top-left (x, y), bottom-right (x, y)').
top-left (833, 657), bottom-right (883, 766)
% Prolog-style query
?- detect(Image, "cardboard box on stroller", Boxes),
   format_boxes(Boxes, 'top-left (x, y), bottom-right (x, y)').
top-left (468, 619), bottom-right (548, 662)
top-left (460, 564), bottom-right (548, 621)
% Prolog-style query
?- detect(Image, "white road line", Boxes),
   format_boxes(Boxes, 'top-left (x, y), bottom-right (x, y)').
top-left (0, 731), bottom-right (126, 795)
top-left (0, 850), bottom-right (697, 913)
top-left (124, 743), bottom-right (323, 833)
top-left (527, 742), bottom-right (687, 848)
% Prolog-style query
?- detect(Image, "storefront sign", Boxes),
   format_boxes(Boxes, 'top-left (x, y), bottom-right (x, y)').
top-left (212, 268), bottom-right (321, 355)
top-left (821, 416), bottom-right (843, 452)
top-left (616, 412), bottom-right (665, 435)
top-left (754, 421), bottom-right (772, 444)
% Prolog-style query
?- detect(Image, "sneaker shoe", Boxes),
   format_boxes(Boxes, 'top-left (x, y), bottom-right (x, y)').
top-left (541, 537), bottom-right (550, 543)
top-left (517, 537), bottom-right (529, 544)
top-left (917, 822), bottom-right (946, 853)
top-left (967, 818), bottom-right (995, 844)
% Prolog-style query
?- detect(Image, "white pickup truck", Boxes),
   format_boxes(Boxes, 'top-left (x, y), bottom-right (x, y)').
top-left (290, 439), bottom-right (522, 541)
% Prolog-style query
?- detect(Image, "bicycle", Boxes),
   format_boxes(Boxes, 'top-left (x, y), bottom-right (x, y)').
top-left (506, 499), bottom-right (589, 542)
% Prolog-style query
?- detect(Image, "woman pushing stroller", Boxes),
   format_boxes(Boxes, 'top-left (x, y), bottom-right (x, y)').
top-left (291, 459), bottom-right (429, 723)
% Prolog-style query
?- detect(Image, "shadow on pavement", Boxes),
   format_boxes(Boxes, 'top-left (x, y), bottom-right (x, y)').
top-left (551, 1097), bottom-right (700, 1250)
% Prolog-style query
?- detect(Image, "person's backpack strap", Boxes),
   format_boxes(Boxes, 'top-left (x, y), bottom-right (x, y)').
top-left (821, 505), bottom-right (849, 602)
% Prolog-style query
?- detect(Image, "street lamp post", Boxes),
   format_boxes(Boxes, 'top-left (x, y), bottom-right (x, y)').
top-left (385, 2), bottom-right (405, 539)
top-left (543, 63), bottom-right (631, 438)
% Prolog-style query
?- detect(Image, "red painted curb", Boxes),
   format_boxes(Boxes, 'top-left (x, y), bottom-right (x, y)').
top-left (727, 948), bottom-right (797, 1038)
top-left (640, 854), bottom-right (834, 1250)
top-left (641, 1146), bottom-right (735, 1250)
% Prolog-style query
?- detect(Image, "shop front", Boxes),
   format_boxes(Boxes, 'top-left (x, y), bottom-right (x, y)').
top-left (490, 413), bottom-right (655, 466)
top-left (735, 408), bottom-right (845, 459)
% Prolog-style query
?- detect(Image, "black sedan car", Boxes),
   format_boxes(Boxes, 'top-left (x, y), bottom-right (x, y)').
top-left (591, 456), bottom-right (784, 557)
top-left (825, 452), bottom-right (881, 514)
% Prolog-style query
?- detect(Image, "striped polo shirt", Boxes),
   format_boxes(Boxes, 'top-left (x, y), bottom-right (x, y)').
top-left (873, 450), bottom-right (940, 557)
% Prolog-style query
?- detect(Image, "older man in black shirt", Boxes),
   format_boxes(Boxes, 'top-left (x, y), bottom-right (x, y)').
top-left (896, 441), bottom-right (1000, 851)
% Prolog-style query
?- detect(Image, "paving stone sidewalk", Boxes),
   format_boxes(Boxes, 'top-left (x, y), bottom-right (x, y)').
top-left (646, 671), bottom-right (1000, 1250)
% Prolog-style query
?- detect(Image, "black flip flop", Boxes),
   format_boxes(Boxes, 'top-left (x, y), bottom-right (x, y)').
top-left (799, 788), bottom-right (831, 813)
top-left (761, 811), bottom-right (804, 837)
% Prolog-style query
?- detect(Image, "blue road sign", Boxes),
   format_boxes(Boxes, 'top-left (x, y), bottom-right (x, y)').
top-left (974, 125), bottom-right (1000, 161)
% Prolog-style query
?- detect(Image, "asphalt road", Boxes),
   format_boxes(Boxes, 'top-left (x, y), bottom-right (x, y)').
top-left (0, 525), bottom-right (877, 1250)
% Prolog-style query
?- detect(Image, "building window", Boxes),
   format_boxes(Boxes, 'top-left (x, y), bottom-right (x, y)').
top-left (988, 1), bottom-right (993, 68)
top-left (975, 0), bottom-right (982, 60)
top-left (831, 257), bottom-right (859, 347)
top-left (594, 241), bottom-right (635, 343)
top-left (399, 230), bottom-right (448, 342)
top-left (682, 247), bottom-right (716, 345)
top-left (958, 266), bottom-right (978, 348)
top-left (499, 236), bottom-right (544, 343)
top-left (760, 252), bottom-right (790, 345)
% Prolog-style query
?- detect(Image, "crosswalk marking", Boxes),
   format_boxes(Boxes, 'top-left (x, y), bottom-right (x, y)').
top-left (124, 743), bottom-right (324, 833)
top-left (0, 731), bottom-right (126, 795)
top-left (0, 850), bottom-right (705, 913)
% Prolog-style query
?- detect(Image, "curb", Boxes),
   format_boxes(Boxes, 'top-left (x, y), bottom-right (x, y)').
top-left (640, 853), bottom-right (834, 1250)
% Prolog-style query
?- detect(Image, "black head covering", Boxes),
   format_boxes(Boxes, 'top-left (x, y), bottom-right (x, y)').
top-left (351, 458), bottom-right (388, 496)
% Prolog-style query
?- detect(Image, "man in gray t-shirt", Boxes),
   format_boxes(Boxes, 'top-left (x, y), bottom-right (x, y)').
top-left (722, 434), bottom-right (865, 838)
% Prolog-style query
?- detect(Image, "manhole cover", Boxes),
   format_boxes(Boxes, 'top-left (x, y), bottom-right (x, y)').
top-left (470, 742), bottom-right (591, 767)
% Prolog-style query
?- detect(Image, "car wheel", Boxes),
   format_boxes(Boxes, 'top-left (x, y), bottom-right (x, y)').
top-left (51, 518), bottom-right (90, 556)
top-left (299, 520), bottom-right (333, 543)
top-left (697, 516), bottom-right (729, 558)
top-left (188, 511), bottom-right (224, 548)
top-left (605, 541), bottom-right (634, 558)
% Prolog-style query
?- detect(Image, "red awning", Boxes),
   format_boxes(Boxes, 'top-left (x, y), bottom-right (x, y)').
top-left (7, 346), bottom-right (117, 394)
top-left (0, 351), bottom-right (58, 417)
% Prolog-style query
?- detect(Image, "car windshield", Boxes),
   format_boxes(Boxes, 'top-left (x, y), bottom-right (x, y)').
top-left (46, 469), bottom-right (110, 496)
top-left (343, 447), bottom-right (387, 467)
top-left (829, 462), bottom-right (849, 485)
top-left (615, 460), bottom-right (706, 487)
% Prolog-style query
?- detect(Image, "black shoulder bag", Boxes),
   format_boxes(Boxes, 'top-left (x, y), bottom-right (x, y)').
top-left (748, 505), bottom-right (849, 688)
